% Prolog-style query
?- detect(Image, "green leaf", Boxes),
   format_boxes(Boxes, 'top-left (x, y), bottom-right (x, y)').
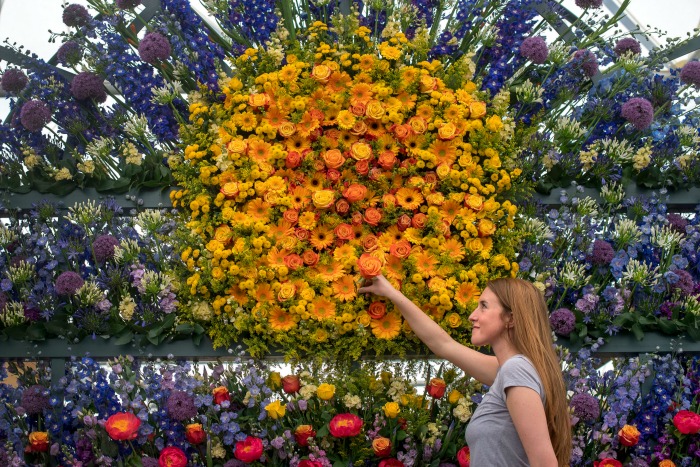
top-left (578, 325), bottom-right (588, 337)
top-left (147, 333), bottom-right (160, 346)
top-left (161, 313), bottom-right (177, 330)
top-left (176, 323), bottom-right (195, 335)
top-left (316, 425), bottom-right (329, 438)
top-left (193, 333), bottom-right (203, 346)
top-left (333, 462), bottom-right (345, 467)
top-left (631, 323), bottom-right (644, 341)
top-left (113, 331), bottom-right (134, 346)
top-left (686, 325), bottom-right (700, 342)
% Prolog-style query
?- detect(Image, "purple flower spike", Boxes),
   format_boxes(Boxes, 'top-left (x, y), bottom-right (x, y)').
top-left (71, 72), bottom-right (107, 103)
top-left (93, 235), bottom-right (120, 262)
top-left (570, 393), bottom-right (600, 421)
top-left (62, 4), bottom-right (91, 28)
top-left (138, 32), bottom-right (171, 64)
top-left (575, 0), bottom-right (603, 8)
top-left (55, 271), bottom-right (84, 296)
top-left (57, 41), bottom-right (83, 66)
top-left (614, 38), bottom-right (642, 57)
top-left (572, 49), bottom-right (599, 78)
top-left (520, 36), bottom-right (549, 64)
top-left (1, 68), bottom-right (29, 93)
top-left (20, 100), bottom-right (52, 132)
top-left (550, 308), bottom-right (576, 336)
top-left (621, 97), bottom-right (654, 130)
top-left (116, 0), bottom-right (142, 8)
top-left (680, 61), bottom-right (700, 87)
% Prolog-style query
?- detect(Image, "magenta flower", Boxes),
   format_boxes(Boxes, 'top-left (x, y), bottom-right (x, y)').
top-left (520, 36), bottom-right (549, 64)
top-left (572, 49), bottom-right (599, 78)
top-left (138, 32), bottom-right (171, 64)
top-left (621, 97), bottom-right (654, 130)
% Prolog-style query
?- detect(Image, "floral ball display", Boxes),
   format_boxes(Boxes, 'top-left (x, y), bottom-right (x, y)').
top-left (171, 24), bottom-right (522, 357)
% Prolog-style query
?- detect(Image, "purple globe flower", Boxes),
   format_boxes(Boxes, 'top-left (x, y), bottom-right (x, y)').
top-left (572, 49), bottom-right (599, 78)
top-left (56, 41), bottom-right (83, 66)
top-left (166, 390), bottom-right (197, 421)
top-left (614, 38), bottom-right (642, 57)
top-left (680, 61), bottom-right (700, 87)
top-left (116, 0), bottom-right (142, 8)
top-left (19, 100), bottom-right (52, 132)
top-left (141, 457), bottom-right (159, 467)
top-left (672, 270), bottom-right (695, 296)
top-left (70, 72), bottom-right (107, 103)
top-left (0, 292), bottom-right (7, 311)
top-left (138, 32), bottom-right (171, 64)
top-left (570, 393), bottom-right (600, 421)
top-left (520, 36), bottom-right (549, 64)
top-left (24, 305), bottom-right (41, 322)
top-left (93, 234), bottom-right (120, 262)
top-left (62, 4), bottom-right (91, 28)
top-left (1, 68), bottom-right (29, 93)
top-left (549, 308), bottom-right (576, 336)
top-left (55, 271), bottom-right (84, 296)
top-left (575, 0), bottom-right (603, 8)
top-left (589, 239), bottom-right (615, 266)
top-left (621, 97), bottom-right (654, 130)
top-left (21, 385), bottom-right (50, 415)
top-left (667, 213), bottom-right (689, 234)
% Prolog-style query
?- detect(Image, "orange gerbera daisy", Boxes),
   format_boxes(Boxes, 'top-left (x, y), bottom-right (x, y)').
top-left (371, 312), bottom-right (402, 339)
top-left (264, 106), bottom-right (286, 128)
top-left (350, 82), bottom-right (373, 104)
top-left (246, 199), bottom-right (271, 221)
top-left (333, 243), bottom-right (358, 265)
top-left (247, 138), bottom-right (272, 162)
top-left (254, 283), bottom-right (275, 303)
top-left (384, 254), bottom-right (405, 281)
top-left (289, 186), bottom-right (311, 210)
top-left (269, 307), bottom-right (297, 331)
top-left (228, 285), bottom-right (250, 305)
top-left (285, 134), bottom-right (311, 153)
top-left (332, 275), bottom-right (357, 301)
top-left (266, 247), bottom-right (289, 268)
top-left (309, 297), bottom-right (336, 320)
top-left (395, 91), bottom-right (416, 110)
top-left (310, 225), bottom-right (335, 250)
top-left (415, 103), bottom-right (434, 121)
top-left (297, 111), bottom-right (320, 137)
top-left (365, 119), bottom-right (385, 138)
top-left (358, 54), bottom-right (375, 72)
top-left (395, 188), bottom-right (424, 211)
top-left (378, 225), bottom-right (404, 249)
top-left (441, 238), bottom-right (466, 261)
top-left (327, 71), bottom-right (352, 93)
top-left (455, 282), bottom-right (480, 307)
top-left (440, 200), bottom-right (461, 222)
top-left (268, 221), bottom-right (295, 246)
top-left (413, 250), bottom-right (439, 277)
top-left (429, 139), bottom-right (457, 166)
top-left (315, 262), bottom-right (345, 282)
top-left (376, 134), bottom-right (399, 154)
top-left (403, 134), bottom-right (426, 154)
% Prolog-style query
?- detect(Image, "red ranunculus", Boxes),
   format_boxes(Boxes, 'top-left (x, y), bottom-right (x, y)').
top-left (673, 410), bottom-right (700, 434)
top-left (594, 459), bottom-right (622, 467)
top-left (329, 413), bottom-right (363, 438)
top-left (158, 446), bottom-right (187, 467)
top-left (378, 459), bottom-right (404, 467)
top-left (185, 423), bottom-right (206, 444)
top-left (282, 375), bottom-right (301, 394)
top-left (457, 446), bottom-right (470, 467)
top-left (212, 386), bottom-right (230, 405)
top-left (235, 436), bottom-right (264, 463)
top-left (298, 461), bottom-right (324, 467)
top-left (426, 378), bottom-right (447, 399)
top-left (294, 425), bottom-right (316, 447)
top-left (105, 412), bottom-right (141, 441)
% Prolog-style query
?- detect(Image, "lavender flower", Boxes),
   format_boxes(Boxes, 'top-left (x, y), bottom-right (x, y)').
top-left (138, 32), bottom-right (172, 64)
top-left (56, 41), bottom-right (83, 66)
top-left (672, 270), bottom-right (695, 296)
top-left (614, 38), bottom-right (642, 56)
top-left (550, 308), bottom-right (576, 336)
top-left (62, 4), bottom-right (91, 28)
top-left (572, 49), bottom-right (599, 78)
top-left (589, 239), bottom-right (615, 266)
top-left (93, 233), bottom-right (119, 262)
top-left (0, 292), bottom-right (7, 311)
top-left (667, 213), bottom-right (688, 234)
top-left (575, 0), bottom-right (603, 8)
top-left (116, 0), bottom-right (141, 8)
top-left (520, 36), bottom-right (548, 64)
top-left (1, 68), bottom-right (28, 93)
top-left (224, 461), bottom-right (249, 467)
top-left (166, 390), bottom-right (197, 421)
top-left (20, 385), bottom-right (50, 415)
top-left (621, 97), bottom-right (654, 130)
top-left (55, 271), bottom-right (84, 296)
top-left (680, 61), bottom-right (700, 87)
top-left (570, 392), bottom-right (600, 421)
top-left (70, 72), bottom-right (107, 103)
top-left (19, 100), bottom-right (52, 132)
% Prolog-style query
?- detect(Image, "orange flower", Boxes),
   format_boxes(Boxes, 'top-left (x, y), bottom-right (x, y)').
top-left (315, 262), bottom-right (345, 282)
top-left (618, 424), bottom-right (640, 447)
top-left (389, 240), bottom-right (411, 259)
top-left (269, 307), bottom-right (297, 331)
top-left (302, 250), bottom-right (319, 266)
top-left (311, 64), bottom-right (332, 83)
top-left (362, 235), bottom-right (379, 252)
top-left (371, 312), bottom-right (402, 339)
top-left (212, 386), bottom-right (230, 404)
top-left (364, 208), bottom-right (382, 226)
top-left (334, 223), bottom-right (354, 240)
top-left (441, 238), bottom-right (465, 261)
top-left (282, 375), bottom-right (301, 394)
top-left (395, 188), bottom-right (423, 210)
top-left (186, 423), bottom-right (206, 444)
top-left (332, 275), bottom-right (357, 301)
top-left (357, 253), bottom-right (384, 278)
top-left (289, 186), bottom-right (311, 209)
top-left (247, 138), bottom-right (272, 162)
top-left (329, 413), bottom-right (363, 438)
top-left (350, 82), bottom-right (373, 104)
top-left (310, 225), bottom-right (334, 250)
top-left (411, 213), bottom-right (427, 229)
top-left (105, 412), bottom-right (141, 441)
top-left (343, 183), bottom-right (367, 203)
top-left (350, 141), bottom-right (373, 161)
top-left (368, 301), bottom-right (387, 319)
top-left (28, 431), bottom-right (49, 452)
top-left (322, 149), bottom-right (346, 169)
top-left (309, 297), bottom-right (336, 320)
top-left (426, 378), bottom-right (446, 398)
top-left (397, 214), bottom-right (412, 231)
top-left (246, 198), bottom-right (271, 221)
top-left (477, 218), bottom-right (496, 237)
top-left (220, 181), bottom-right (240, 198)
top-left (428, 139), bottom-right (457, 166)
top-left (294, 424), bottom-right (316, 447)
top-left (284, 253), bottom-right (304, 270)
top-left (372, 436), bottom-right (392, 457)
top-left (254, 283), bottom-right (275, 303)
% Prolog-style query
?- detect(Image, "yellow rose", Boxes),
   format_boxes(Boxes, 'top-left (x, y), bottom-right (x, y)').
top-left (408, 116), bottom-right (428, 134)
top-left (446, 312), bottom-right (461, 328)
top-left (278, 121), bottom-right (296, 137)
top-left (365, 100), bottom-right (385, 120)
top-left (357, 312), bottom-right (371, 327)
top-left (316, 383), bottom-right (336, 400)
top-left (436, 163), bottom-right (451, 180)
top-left (437, 122), bottom-right (457, 140)
top-left (312, 190), bottom-right (336, 209)
top-left (448, 389), bottom-right (462, 404)
top-left (466, 238), bottom-right (483, 252)
top-left (277, 282), bottom-right (296, 301)
top-left (350, 141), bottom-right (373, 161)
top-left (469, 101), bottom-right (487, 119)
top-left (264, 400), bottom-right (286, 420)
top-left (227, 140), bottom-right (247, 154)
top-left (465, 194), bottom-right (484, 211)
top-left (383, 401), bottom-right (400, 418)
top-left (311, 64), bottom-right (332, 82)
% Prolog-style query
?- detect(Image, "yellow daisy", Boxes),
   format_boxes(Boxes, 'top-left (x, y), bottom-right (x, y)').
top-left (371, 312), bottom-right (402, 339)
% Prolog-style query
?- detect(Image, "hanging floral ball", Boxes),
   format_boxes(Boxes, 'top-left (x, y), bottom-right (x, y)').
top-left (62, 4), bottom-right (91, 28)
top-left (572, 49), bottom-right (599, 78)
top-left (614, 38), bottom-right (642, 57)
top-left (19, 100), bottom-right (52, 132)
top-left (56, 41), bottom-right (83, 66)
top-left (680, 60), bottom-right (700, 87)
top-left (116, 0), bottom-right (141, 9)
top-left (1, 68), bottom-right (29, 93)
top-left (520, 36), bottom-right (549, 64)
top-left (620, 97), bottom-right (654, 130)
top-left (575, 0), bottom-right (603, 8)
top-left (138, 32), bottom-right (171, 64)
top-left (70, 72), bottom-right (107, 103)
top-left (93, 234), bottom-right (120, 262)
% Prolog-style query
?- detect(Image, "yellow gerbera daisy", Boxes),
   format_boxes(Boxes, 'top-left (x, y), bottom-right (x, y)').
top-left (395, 188), bottom-right (424, 211)
top-left (332, 275), bottom-right (357, 302)
top-left (310, 225), bottom-right (335, 250)
top-left (440, 238), bottom-right (465, 261)
top-left (315, 262), bottom-right (345, 282)
top-left (455, 282), bottom-right (480, 307)
top-left (246, 199), bottom-right (271, 221)
top-left (269, 307), bottom-right (297, 331)
top-left (371, 312), bottom-right (402, 339)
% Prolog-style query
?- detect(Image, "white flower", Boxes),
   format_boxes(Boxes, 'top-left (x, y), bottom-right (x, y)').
top-left (559, 262), bottom-right (590, 289)
top-left (191, 301), bottom-right (213, 321)
top-left (650, 225), bottom-right (683, 250)
top-left (514, 79), bottom-right (544, 105)
top-left (613, 219), bottom-right (642, 247)
top-left (622, 259), bottom-right (660, 287)
top-left (119, 296), bottom-right (136, 321)
top-left (343, 394), bottom-right (362, 409)
top-left (299, 384), bottom-right (318, 400)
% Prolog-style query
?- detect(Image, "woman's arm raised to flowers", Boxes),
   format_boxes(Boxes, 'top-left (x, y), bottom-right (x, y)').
top-left (359, 274), bottom-right (499, 385)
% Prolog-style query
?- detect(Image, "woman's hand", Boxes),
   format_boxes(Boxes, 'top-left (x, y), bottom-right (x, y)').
top-left (358, 274), bottom-right (399, 300)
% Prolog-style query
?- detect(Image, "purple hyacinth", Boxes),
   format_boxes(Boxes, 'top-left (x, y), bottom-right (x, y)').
top-left (56, 41), bottom-right (83, 66)
top-left (116, 0), bottom-right (141, 8)
top-left (62, 4), bottom-right (91, 28)
top-left (55, 271), bottom-right (84, 296)
top-left (575, 0), bottom-right (603, 8)
top-left (520, 36), bottom-right (549, 64)
top-left (166, 390), bottom-right (197, 421)
top-left (138, 32), bottom-right (171, 64)
top-left (621, 97), bottom-right (654, 130)
top-left (614, 38), bottom-right (642, 57)
top-left (1, 68), bottom-right (29, 93)
top-left (19, 100), bottom-right (52, 132)
top-left (680, 61), bottom-right (700, 87)
top-left (672, 270), bottom-right (695, 296)
top-left (667, 213), bottom-right (689, 234)
top-left (70, 72), bottom-right (107, 103)
top-left (570, 393), bottom-right (600, 421)
top-left (550, 308), bottom-right (576, 336)
top-left (93, 235), bottom-right (120, 262)
top-left (21, 385), bottom-right (50, 415)
top-left (589, 239), bottom-right (615, 266)
top-left (573, 49), bottom-right (599, 78)
top-left (141, 457), bottom-right (159, 467)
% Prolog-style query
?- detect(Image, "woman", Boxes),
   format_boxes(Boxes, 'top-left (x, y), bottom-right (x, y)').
top-left (359, 275), bottom-right (571, 467)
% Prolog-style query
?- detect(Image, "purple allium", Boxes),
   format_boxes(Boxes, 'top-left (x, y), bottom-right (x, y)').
top-left (572, 49), bottom-right (599, 78)
top-left (589, 239), bottom-right (615, 266)
top-left (20, 100), bottom-right (52, 132)
top-left (658, 301), bottom-right (676, 320)
top-left (667, 213), bottom-right (689, 234)
top-left (21, 385), bottom-right (50, 415)
top-left (1, 68), bottom-right (29, 93)
top-left (520, 36), bottom-right (548, 64)
top-left (62, 4), bottom-right (91, 28)
top-left (575, 0), bottom-right (603, 8)
top-left (93, 234), bottom-right (120, 262)
top-left (71, 72), bottom-right (107, 103)
top-left (56, 41), bottom-right (83, 66)
top-left (570, 392), bottom-right (600, 421)
top-left (166, 390), bottom-right (197, 421)
top-left (614, 38), bottom-right (642, 57)
top-left (680, 61), bottom-right (700, 87)
top-left (621, 97), bottom-right (654, 130)
top-left (0, 292), bottom-right (7, 311)
top-left (138, 32), bottom-right (171, 64)
top-left (24, 305), bottom-right (41, 322)
top-left (116, 0), bottom-right (142, 8)
top-left (141, 457), bottom-right (159, 467)
top-left (672, 270), bottom-right (695, 296)
top-left (550, 308), bottom-right (576, 336)
top-left (55, 271), bottom-right (84, 296)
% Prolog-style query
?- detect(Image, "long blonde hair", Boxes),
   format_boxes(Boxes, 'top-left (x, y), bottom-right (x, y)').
top-left (486, 277), bottom-right (571, 467)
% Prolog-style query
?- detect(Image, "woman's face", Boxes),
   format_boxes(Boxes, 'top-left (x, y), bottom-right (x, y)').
top-left (468, 287), bottom-right (509, 347)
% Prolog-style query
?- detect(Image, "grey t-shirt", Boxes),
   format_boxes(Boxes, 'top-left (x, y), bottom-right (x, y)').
top-left (464, 355), bottom-right (544, 466)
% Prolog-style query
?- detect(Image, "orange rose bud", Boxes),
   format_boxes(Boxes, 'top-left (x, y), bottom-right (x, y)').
top-left (28, 431), bottom-right (49, 452)
top-left (364, 207), bottom-right (382, 226)
top-left (397, 214), bottom-right (412, 231)
top-left (343, 184), bottom-right (368, 203)
top-left (105, 412), bottom-right (141, 441)
top-left (426, 378), bottom-right (447, 398)
top-left (283, 209), bottom-right (299, 224)
top-left (411, 213), bottom-right (427, 229)
top-left (357, 253), bottom-right (383, 278)
top-left (186, 423), bottom-right (206, 444)
top-left (284, 253), bottom-right (304, 270)
top-left (424, 172), bottom-right (437, 184)
top-left (295, 228), bottom-right (311, 241)
top-left (378, 151), bottom-right (397, 170)
top-left (294, 424), bottom-right (316, 447)
top-left (335, 198), bottom-right (351, 215)
top-left (372, 436), bottom-right (392, 457)
top-left (212, 386), bottom-right (230, 405)
top-left (286, 151), bottom-right (303, 168)
top-left (302, 250), bottom-right (319, 266)
top-left (389, 240), bottom-right (411, 259)
top-left (334, 223), bottom-right (354, 240)
top-left (368, 302), bottom-right (387, 320)
top-left (282, 375), bottom-right (301, 394)
top-left (355, 159), bottom-right (370, 175)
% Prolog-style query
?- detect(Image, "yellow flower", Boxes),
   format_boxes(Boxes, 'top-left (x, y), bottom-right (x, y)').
top-left (316, 383), bottom-right (336, 400)
top-left (383, 402), bottom-right (400, 418)
top-left (448, 389), bottom-right (462, 404)
top-left (265, 400), bottom-right (286, 419)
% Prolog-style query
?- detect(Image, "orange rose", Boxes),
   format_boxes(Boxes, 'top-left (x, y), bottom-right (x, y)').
top-left (277, 282), bottom-right (296, 301)
top-left (284, 253), bottom-right (304, 270)
top-left (327, 168), bottom-right (341, 182)
top-left (282, 375), bottom-right (301, 394)
top-left (397, 214), bottom-right (412, 231)
top-left (350, 102), bottom-right (367, 116)
top-left (323, 149), bottom-right (346, 169)
top-left (351, 120), bottom-right (368, 136)
top-left (28, 431), bottom-right (49, 452)
top-left (105, 412), bottom-right (141, 441)
top-left (355, 159), bottom-right (370, 175)
top-left (426, 378), bottom-right (446, 398)
top-left (438, 122), bottom-right (458, 140)
top-left (220, 181), bottom-right (239, 198)
top-left (248, 93), bottom-right (269, 108)
top-left (368, 301), bottom-right (387, 319)
top-left (295, 424), bottom-right (316, 447)
top-left (350, 142), bottom-right (373, 161)
top-left (212, 386), bottom-right (230, 404)
top-left (312, 190), bottom-right (336, 209)
top-left (343, 184), bottom-right (368, 203)
top-left (186, 423), bottom-right (206, 444)
top-left (358, 253), bottom-right (383, 278)
top-left (283, 209), bottom-right (299, 224)
top-left (334, 223), bottom-right (354, 240)
top-left (411, 213), bottom-right (427, 229)
top-left (372, 436), bottom-right (392, 457)
top-left (364, 208), bottom-right (382, 226)
top-left (227, 140), bottom-right (247, 154)
top-left (382, 193), bottom-right (397, 208)
top-left (335, 198), bottom-right (350, 215)
top-left (477, 218), bottom-right (496, 237)
top-left (301, 250), bottom-right (319, 266)
top-left (329, 413), bottom-right (363, 438)
top-left (389, 240), bottom-right (411, 259)
top-left (365, 100), bottom-right (385, 120)
top-left (408, 116), bottom-right (428, 134)
top-left (378, 151), bottom-right (397, 170)
top-left (424, 172), bottom-right (437, 184)
top-left (469, 101), bottom-right (487, 119)
top-left (392, 124), bottom-right (412, 141)
top-left (278, 121), bottom-right (296, 137)
top-left (311, 64), bottom-right (332, 83)
top-left (659, 461), bottom-right (677, 467)
top-left (362, 235), bottom-right (379, 252)
top-left (351, 212), bottom-right (364, 225)
top-left (286, 151), bottom-right (302, 168)
top-left (296, 228), bottom-right (311, 240)
top-left (618, 424), bottom-right (640, 447)
top-left (465, 194), bottom-right (484, 211)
